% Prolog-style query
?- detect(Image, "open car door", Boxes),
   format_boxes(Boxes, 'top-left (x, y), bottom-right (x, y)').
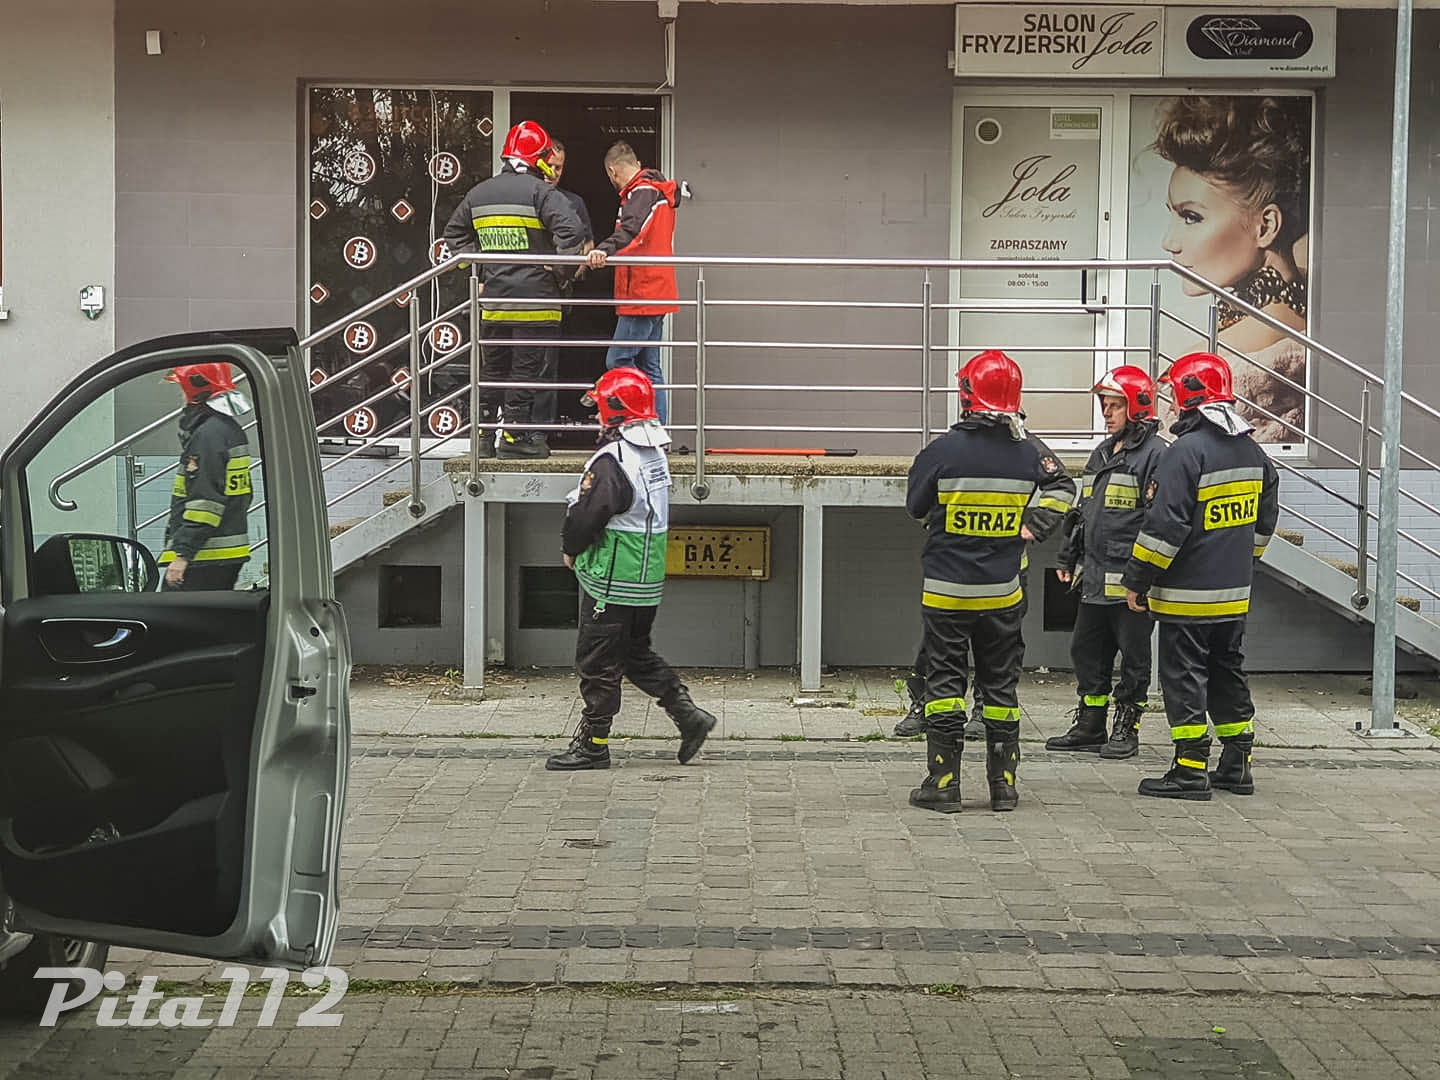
top-left (0, 329), bottom-right (349, 970)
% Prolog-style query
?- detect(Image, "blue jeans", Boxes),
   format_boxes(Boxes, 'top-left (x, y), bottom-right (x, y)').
top-left (605, 314), bottom-right (667, 423)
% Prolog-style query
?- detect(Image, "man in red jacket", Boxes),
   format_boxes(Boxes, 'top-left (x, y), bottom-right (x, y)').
top-left (585, 141), bottom-right (680, 424)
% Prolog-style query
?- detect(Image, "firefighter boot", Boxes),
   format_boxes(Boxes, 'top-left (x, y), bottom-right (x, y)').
top-left (1138, 739), bottom-right (1212, 801)
top-left (1210, 732), bottom-right (1255, 795)
top-left (497, 430), bottom-right (551, 460)
top-left (986, 728), bottom-right (1021, 812)
top-left (964, 689), bottom-right (986, 741)
top-left (908, 733), bottom-right (963, 814)
top-left (1045, 700), bottom-right (1108, 752)
top-left (892, 676), bottom-right (927, 737)
top-left (660, 686), bottom-right (717, 765)
top-left (545, 720), bottom-right (612, 770)
top-left (1100, 702), bottom-right (1143, 760)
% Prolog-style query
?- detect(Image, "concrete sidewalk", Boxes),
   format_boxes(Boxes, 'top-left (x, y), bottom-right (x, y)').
top-left (348, 665), bottom-right (1440, 749)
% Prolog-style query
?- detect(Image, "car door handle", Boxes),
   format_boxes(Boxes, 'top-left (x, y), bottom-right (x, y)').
top-left (38, 619), bottom-right (147, 665)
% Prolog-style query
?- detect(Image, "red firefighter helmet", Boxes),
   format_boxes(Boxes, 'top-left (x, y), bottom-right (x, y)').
top-left (1162, 351), bottom-right (1234, 411)
top-left (165, 363), bottom-right (237, 406)
top-left (957, 349), bottom-right (1023, 414)
top-left (501, 120), bottom-right (555, 179)
top-left (1092, 365), bottom-right (1157, 422)
top-left (583, 367), bottom-right (658, 429)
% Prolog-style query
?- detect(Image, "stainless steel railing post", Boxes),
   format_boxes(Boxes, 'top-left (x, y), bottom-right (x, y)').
top-left (921, 269), bottom-right (933, 448)
top-left (1354, 386), bottom-right (1372, 610)
top-left (1207, 302), bottom-right (1219, 353)
top-left (692, 269), bottom-right (709, 501)
top-left (1147, 274), bottom-right (1161, 381)
top-left (409, 296), bottom-right (425, 517)
top-left (124, 453), bottom-right (139, 541)
top-left (468, 266), bottom-right (482, 482)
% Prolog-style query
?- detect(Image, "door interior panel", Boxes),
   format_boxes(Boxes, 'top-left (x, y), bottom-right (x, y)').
top-left (0, 591), bottom-right (268, 936)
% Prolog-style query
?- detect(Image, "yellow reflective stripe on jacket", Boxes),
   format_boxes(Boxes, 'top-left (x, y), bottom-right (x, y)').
top-left (1253, 531), bottom-right (1273, 558)
top-left (1147, 585), bottom-right (1250, 618)
top-left (472, 214), bottom-right (544, 230)
top-left (925, 696), bottom-right (966, 717)
top-left (481, 308), bottom-right (563, 322)
top-left (172, 474), bottom-right (187, 497)
top-left (1103, 571), bottom-right (1126, 598)
top-left (1132, 530), bottom-right (1177, 570)
top-left (1171, 724), bottom-right (1209, 740)
top-left (1036, 495), bottom-right (1073, 514)
top-left (182, 508), bottom-right (223, 527)
top-left (1081, 473), bottom-right (1095, 499)
top-left (1214, 720), bottom-right (1253, 738)
top-left (1197, 478), bottom-right (1264, 502)
top-left (922, 576), bottom-right (1023, 611)
top-left (937, 490), bottom-right (1031, 507)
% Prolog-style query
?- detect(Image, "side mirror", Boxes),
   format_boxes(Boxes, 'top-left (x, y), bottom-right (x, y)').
top-left (33, 534), bottom-right (160, 596)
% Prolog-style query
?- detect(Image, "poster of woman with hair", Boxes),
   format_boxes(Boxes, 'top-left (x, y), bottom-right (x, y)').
top-left (1127, 94), bottom-right (1314, 444)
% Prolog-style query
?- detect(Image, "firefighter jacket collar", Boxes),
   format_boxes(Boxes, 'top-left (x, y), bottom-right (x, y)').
top-left (1173, 403), bottom-right (1254, 438)
top-left (618, 418), bottom-right (671, 448)
top-left (1121, 418), bottom-right (1160, 450)
top-left (958, 412), bottom-right (1026, 442)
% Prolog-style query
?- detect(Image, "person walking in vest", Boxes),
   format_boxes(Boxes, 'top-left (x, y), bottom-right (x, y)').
top-left (442, 120), bottom-right (586, 460)
top-left (159, 363), bottom-right (254, 591)
top-left (547, 368), bottom-right (717, 771)
top-left (906, 350), bottom-right (1077, 813)
top-left (1122, 352), bottom-right (1279, 800)
top-left (584, 142), bottom-right (681, 424)
top-left (1049, 366), bottom-right (1167, 759)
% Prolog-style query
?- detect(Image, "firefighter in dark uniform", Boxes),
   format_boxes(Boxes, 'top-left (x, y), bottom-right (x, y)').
top-left (1049, 366), bottom-right (1167, 759)
top-left (546, 368), bottom-right (718, 771)
top-left (906, 350), bottom-right (1077, 813)
top-left (442, 119), bottom-right (586, 461)
top-left (1121, 352), bottom-right (1279, 800)
top-left (159, 363), bottom-right (254, 592)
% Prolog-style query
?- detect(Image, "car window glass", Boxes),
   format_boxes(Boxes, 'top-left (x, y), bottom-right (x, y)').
top-left (23, 362), bottom-right (270, 594)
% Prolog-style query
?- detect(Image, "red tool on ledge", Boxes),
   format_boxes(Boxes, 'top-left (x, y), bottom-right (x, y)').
top-left (674, 447), bottom-right (858, 457)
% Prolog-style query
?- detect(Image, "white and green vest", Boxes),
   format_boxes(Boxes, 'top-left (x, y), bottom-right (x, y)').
top-left (570, 439), bottom-right (671, 606)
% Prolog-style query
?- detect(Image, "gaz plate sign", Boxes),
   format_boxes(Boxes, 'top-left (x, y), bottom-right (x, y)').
top-left (666, 527), bottom-right (771, 580)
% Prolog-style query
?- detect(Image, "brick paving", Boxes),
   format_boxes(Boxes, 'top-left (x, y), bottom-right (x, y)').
top-left (7, 669), bottom-right (1437, 1077)
top-left (3, 989), bottom-right (1439, 1079)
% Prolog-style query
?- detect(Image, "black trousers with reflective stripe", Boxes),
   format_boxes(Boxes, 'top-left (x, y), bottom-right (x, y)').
top-left (1071, 601), bottom-right (1151, 707)
top-left (479, 322), bottom-right (552, 429)
top-left (920, 603), bottom-right (1024, 740)
top-left (911, 572), bottom-right (1027, 708)
top-left (576, 593), bottom-right (684, 725)
top-left (1158, 618), bottom-right (1254, 751)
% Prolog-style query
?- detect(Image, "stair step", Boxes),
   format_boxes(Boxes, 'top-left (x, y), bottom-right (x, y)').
top-left (1317, 556), bottom-right (1422, 611)
top-left (382, 489), bottom-right (410, 507)
top-left (1276, 528), bottom-right (1304, 547)
top-left (329, 518), bottom-right (364, 539)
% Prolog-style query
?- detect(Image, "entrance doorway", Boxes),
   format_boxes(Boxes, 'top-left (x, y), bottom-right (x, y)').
top-left (510, 92), bottom-right (662, 449)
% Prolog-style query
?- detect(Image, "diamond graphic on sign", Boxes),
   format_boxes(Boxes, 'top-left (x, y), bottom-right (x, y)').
top-left (429, 321), bottom-right (462, 354)
top-left (309, 199), bottom-right (329, 221)
top-left (429, 152), bottom-right (462, 185)
top-left (343, 320), bottom-right (378, 354)
top-left (344, 236), bottom-right (378, 270)
top-left (309, 368), bottom-right (327, 388)
top-left (428, 406), bottom-right (462, 437)
top-left (343, 406), bottom-right (379, 438)
top-left (343, 150), bottom-right (376, 185)
top-left (478, 117), bottom-right (494, 138)
top-left (394, 290), bottom-right (414, 308)
top-left (430, 239), bottom-right (451, 266)
top-left (310, 282), bottom-right (331, 305)
top-left (391, 199), bottom-right (415, 223)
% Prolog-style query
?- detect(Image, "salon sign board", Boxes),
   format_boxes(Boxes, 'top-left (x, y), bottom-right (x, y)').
top-left (952, 6), bottom-right (1335, 79)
